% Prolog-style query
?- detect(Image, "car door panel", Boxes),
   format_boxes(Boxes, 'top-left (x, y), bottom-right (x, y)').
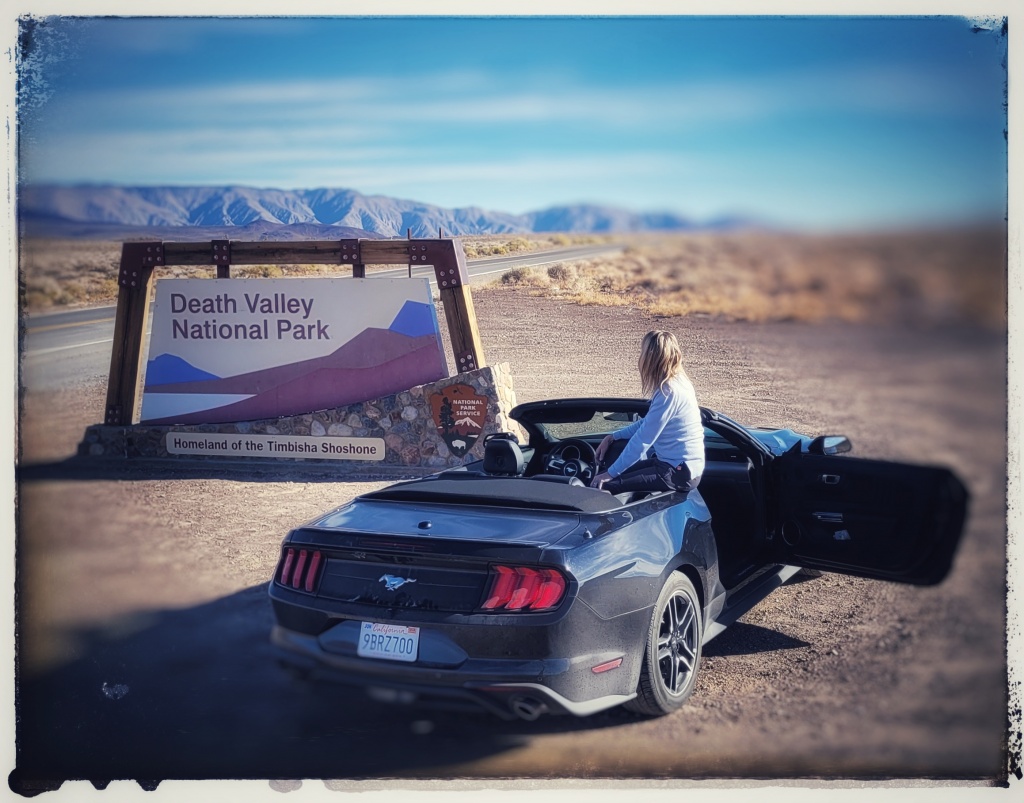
top-left (774, 452), bottom-right (968, 585)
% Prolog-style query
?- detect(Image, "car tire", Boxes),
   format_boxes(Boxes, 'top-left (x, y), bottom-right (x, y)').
top-left (625, 572), bottom-right (703, 716)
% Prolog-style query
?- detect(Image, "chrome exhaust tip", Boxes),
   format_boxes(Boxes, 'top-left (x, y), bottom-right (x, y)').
top-left (509, 696), bottom-right (548, 721)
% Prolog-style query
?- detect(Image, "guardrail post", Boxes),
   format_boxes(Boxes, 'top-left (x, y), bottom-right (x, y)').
top-left (212, 239), bottom-right (231, 278)
top-left (339, 238), bottom-right (364, 277)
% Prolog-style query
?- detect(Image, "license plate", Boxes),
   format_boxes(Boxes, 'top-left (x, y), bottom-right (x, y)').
top-left (357, 622), bottom-right (420, 663)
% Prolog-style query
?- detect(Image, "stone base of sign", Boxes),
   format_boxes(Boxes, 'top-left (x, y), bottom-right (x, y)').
top-left (78, 363), bottom-right (525, 471)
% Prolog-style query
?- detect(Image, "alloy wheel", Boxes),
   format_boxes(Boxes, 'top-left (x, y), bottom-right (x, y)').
top-left (657, 589), bottom-right (699, 695)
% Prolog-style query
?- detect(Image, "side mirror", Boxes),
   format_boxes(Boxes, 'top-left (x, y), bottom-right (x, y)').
top-left (808, 435), bottom-right (852, 455)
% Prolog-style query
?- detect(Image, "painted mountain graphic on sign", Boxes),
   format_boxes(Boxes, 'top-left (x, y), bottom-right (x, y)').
top-left (141, 325), bottom-right (447, 425)
top-left (388, 300), bottom-right (438, 338)
top-left (145, 353), bottom-right (221, 386)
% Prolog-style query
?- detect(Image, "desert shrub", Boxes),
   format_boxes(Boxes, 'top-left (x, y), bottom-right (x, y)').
top-left (97, 278), bottom-right (120, 299)
top-left (506, 237), bottom-right (532, 253)
top-left (23, 276), bottom-right (65, 308)
top-left (500, 267), bottom-right (532, 285)
top-left (62, 283), bottom-right (88, 303)
top-left (462, 235), bottom-right (562, 259)
top-left (500, 266), bottom-right (550, 288)
top-left (283, 263), bottom-right (317, 276)
top-left (237, 264), bottom-right (284, 278)
top-left (23, 288), bottom-right (50, 309)
top-left (546, 263), bottom-right (574, 283)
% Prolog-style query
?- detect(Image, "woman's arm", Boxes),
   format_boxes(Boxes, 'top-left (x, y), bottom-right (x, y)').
top-left (606, 391), bottom-right (672, 477)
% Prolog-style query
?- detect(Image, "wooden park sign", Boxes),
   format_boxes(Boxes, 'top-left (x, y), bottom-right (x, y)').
top-left (104, 237), bottom-right (486, 426)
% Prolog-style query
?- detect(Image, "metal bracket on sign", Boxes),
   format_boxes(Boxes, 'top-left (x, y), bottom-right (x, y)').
top-left (119, 242), bottom-right (163, 288)
top-left (212, 240), bottom-right (231, 266)
top-left (407, 243), bottom-right (438, 278)
top-left (104, 404), bottom-right (123, 426)
top-left (408, 242), bottom-right (469, 289)
top-left (433, 262), bottom-right (462, 289)
top-left (339, 239), bottom-right (360, 265)
top-left (455, 350), bottom-right (478, 373)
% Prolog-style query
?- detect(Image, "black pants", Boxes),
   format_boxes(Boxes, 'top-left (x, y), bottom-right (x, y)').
top-left (604, 458), bottom-right (700, 496)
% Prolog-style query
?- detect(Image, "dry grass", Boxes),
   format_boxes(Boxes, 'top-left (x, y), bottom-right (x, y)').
top-left (459, 233), bottom-right (609, 259)
top-left (488, 230), bottom-right (1006, 329)
top-left (17, 239), bottom-right (374, 310)
top-left (19, 240), bottom-right (123, 309)
top-left (17, 234), bottom-right (610, 312)
top-left (18, 230), bottom-right (1006, 330)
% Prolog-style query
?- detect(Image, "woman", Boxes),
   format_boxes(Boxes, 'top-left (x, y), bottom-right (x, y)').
top-left (591, 330), bottom-right (704, 496)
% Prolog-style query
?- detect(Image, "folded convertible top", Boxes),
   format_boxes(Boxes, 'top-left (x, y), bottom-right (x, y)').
top-left (360, 474), bottom-right (623, 513)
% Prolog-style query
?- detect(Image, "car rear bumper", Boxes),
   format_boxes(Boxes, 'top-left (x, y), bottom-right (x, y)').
top-left (270, 622), bottom-right (639, 720)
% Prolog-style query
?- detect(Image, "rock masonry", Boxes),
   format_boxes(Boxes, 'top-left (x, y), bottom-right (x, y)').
top-left (79, 363), bottom-right (526, 472)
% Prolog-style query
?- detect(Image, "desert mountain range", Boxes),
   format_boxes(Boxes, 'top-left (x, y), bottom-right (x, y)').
top-left (20, 184), bottom-right (757, 240)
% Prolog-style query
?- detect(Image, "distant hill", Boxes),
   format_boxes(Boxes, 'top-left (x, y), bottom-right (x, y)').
top-left (19, 184), bottom-right (762, 240)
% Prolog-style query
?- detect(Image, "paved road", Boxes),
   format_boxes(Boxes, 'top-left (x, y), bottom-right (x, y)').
top-left (21, 243), bottom-right (621, 392)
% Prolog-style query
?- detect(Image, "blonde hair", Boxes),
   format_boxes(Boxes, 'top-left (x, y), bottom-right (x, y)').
top-left (638, 330), bottom-right (687, 397)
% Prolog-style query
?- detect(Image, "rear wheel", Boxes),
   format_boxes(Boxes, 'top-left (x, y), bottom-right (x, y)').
top-left (625, 572), bottom-right (703, 716)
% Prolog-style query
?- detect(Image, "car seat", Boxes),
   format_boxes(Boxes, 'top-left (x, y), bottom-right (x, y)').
top-left (482, 433), bottom-right (525, 476)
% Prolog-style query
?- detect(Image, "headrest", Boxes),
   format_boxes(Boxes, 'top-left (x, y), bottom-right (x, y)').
top-left (483, 436), bottom-right (525, 476)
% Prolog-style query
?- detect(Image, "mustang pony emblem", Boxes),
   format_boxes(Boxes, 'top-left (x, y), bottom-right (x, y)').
top-left (380, 574), bottom-right (417, 591)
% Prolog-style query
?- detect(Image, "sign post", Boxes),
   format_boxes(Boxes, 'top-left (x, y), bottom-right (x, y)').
top-left (105, 242), bottom-right (161, 425)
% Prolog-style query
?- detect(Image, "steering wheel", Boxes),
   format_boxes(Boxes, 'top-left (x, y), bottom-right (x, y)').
top-left (543, 438), bottom-right (598, 482)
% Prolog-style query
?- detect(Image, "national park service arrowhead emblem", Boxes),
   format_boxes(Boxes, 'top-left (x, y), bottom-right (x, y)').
top-left (429, 383), bottom-right (488, 457)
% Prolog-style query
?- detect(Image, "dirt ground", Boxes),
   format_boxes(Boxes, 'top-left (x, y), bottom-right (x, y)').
top-left (13, 288), bottom-right (1012, 787)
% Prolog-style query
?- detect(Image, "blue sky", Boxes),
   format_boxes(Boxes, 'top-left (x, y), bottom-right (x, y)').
top-left (17, 15), bottom-right (1008, 231)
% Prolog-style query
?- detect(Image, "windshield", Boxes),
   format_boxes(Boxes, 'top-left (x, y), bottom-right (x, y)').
top-left (541, 411), bottom-right (641, 440)
top-left (512, 400), bottom-right (766, 460)
top-left (539, 410), bottom-right (729, 446)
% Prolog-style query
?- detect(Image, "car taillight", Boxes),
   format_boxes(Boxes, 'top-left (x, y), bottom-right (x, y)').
top-left (305, 550), bottom-right (322, 592)
top-left (480, 565), bottom-right (567, 612)
top-left (278, 547), bottom-right (323, 594)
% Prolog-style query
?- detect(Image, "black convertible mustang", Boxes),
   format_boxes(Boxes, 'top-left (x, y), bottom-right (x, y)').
top-left (269, 398), bottom-right (967, 720)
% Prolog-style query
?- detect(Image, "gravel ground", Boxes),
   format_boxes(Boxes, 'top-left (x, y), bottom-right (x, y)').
top-left (14, 288), bottom-right (1011, 787)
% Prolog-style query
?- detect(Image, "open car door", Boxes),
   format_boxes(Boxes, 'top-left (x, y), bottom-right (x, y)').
top-left (772, 450), bottom-right (968, 585)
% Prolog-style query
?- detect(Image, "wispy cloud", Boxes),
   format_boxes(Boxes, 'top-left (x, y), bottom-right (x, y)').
top-left (25, 122), bottom-right (694, 194)
top-left (35, 59), bottom-right (994, 140)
